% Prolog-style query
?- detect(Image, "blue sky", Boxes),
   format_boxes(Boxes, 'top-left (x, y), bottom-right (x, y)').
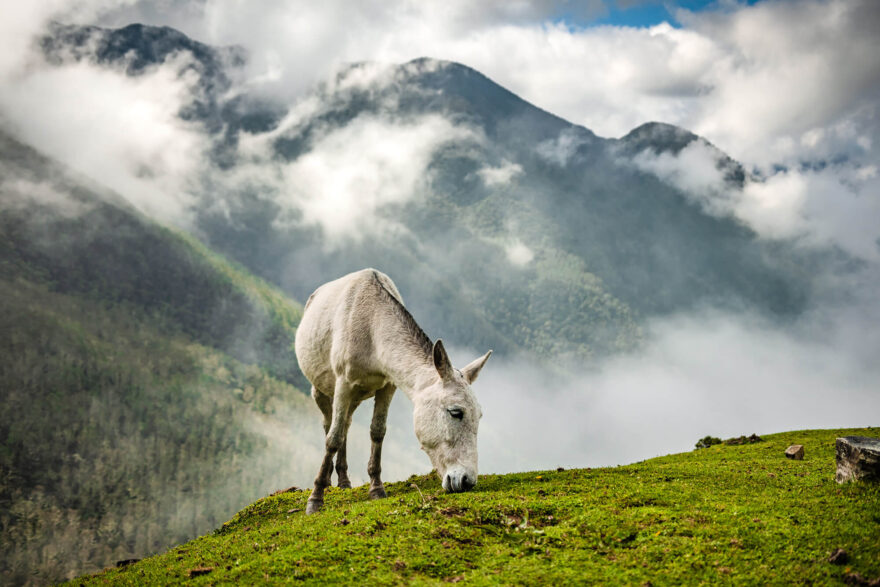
top-left (580, 0), bottom-right (763, 28)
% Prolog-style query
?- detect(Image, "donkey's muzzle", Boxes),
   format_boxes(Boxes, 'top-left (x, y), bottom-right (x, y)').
top-left (443, 470), bottom-right (476, 493)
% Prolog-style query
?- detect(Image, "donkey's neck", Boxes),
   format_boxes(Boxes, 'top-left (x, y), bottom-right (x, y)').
top-left (371, 284), bottom-right (441, 400)
top-left (378, 344), bottom-right (437, 401)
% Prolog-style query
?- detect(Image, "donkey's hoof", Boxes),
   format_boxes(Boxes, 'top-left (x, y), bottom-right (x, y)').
top-left (369, 486), bottom-right (387, 500)
top-left (305, 499), bottom-right (324, 515)
top-left (337, 480), bottom-right (352, 489)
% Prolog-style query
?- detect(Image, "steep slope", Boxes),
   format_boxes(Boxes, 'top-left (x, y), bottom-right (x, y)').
top-left (0, 130), bottom-right (319, 585)
top-left (0, 130), bottom-right (307, 388)
top-left (73, 428), bottom-right (880, 585)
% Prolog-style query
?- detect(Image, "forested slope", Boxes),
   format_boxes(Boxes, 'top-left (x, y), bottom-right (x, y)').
top-left (0, 130), bottom-right (317, 585)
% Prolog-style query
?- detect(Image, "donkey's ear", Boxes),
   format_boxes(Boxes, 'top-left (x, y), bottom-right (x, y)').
top-left (462, 350), bottom-right (492, 384)
top-left (432, 339), bottom-right (455, 381)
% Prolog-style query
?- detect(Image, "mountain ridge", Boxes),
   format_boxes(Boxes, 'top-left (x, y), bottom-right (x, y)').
top-left (35, 21), bottom-right (825, 363)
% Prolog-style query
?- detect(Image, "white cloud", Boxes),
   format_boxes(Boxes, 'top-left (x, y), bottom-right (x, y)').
top-left (272, 114), bottom-right (476, 243)
top-left (468, 301), bottom-right (880, 471)
top-left (631, 140), bottom-right (731, 215)
top-left (505, 240), bottom-right (534, 266)
top-left (634, 140), bottom-right (880, 260)
top-left (0, 175), bottom-right (94, 218)
top-left (536, 127), bottom-right (587, 166)
top-left (0, 55), bottom-right (207, 224)
top-left (477, 159), bottom-right (523, 187)
top-left (333, 299), bottom-right (880, 475)
top-left (740, 168), bottom-right (880, 259)
top-left (679, 1), bottom-right (880, 164)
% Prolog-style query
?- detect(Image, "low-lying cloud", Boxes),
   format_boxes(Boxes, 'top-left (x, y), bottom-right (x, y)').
top-left (536, 128), bottom-right (588, 167)
top-left (477, 159), bottom-right (523, 187)
top-left (0, 53), bottom-right (208, 225)
top-left (469, 291), bottom-right (880, 474)
top-left (631, 139), bottom-right (731, 215)
top-left (277, 114), bottom-right (476, 243)
top-left (633, 140), bottom-right (880, 261)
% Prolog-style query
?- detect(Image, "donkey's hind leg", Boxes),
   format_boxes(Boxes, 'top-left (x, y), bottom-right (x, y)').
top-left (307, 379), bottom-right (354, 514)
top-left (313, 387), bottom-right (332, 435)
top-left (315, 388), bottom-right (356, 487)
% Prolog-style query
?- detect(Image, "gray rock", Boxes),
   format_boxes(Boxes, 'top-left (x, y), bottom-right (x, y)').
top-left (835, 436), bottom-right (880, 483)
top-left (785, 444), bottom-right (805, 460)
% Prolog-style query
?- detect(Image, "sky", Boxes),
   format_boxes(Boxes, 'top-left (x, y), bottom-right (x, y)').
top-left (0, 0), bottom-right (878, 477)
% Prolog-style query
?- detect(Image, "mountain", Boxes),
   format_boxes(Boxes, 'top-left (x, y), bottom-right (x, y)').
top-left (0, 129), bottom-right (320, 585)
top-left (36, 23), bottom-right (824, 365)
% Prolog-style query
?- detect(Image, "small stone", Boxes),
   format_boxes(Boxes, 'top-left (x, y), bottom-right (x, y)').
top-left (115, 558), bottom-right (140, 568)
top-left (188, 567), bottom-right (213, 578)
top-left (842, 571), bottom-right (880, 586)
top-left (785, 445), bottom-right (805, 460)
top-left (829, 548), bottom-right (848, 565)
top-left (836, 436), bottom-right (880, 483)
top-left (271, 485), bottom-right (300, 496)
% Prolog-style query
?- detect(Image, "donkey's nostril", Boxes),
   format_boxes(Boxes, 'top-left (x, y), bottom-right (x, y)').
top-left (461, 474), bottom-right (475, 491)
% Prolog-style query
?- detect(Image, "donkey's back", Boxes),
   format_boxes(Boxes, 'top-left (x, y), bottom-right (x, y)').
top-left (294, 268), bottom-right (403, 396)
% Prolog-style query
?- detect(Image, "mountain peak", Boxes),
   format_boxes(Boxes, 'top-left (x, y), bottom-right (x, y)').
top-left (41, 21), bottom-right (245, 76)
top-left (619, 121), bottom-right (700, 154)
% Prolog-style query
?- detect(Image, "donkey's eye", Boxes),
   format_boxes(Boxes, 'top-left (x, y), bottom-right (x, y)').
top-left (447, 407), bottom-right (464, 420)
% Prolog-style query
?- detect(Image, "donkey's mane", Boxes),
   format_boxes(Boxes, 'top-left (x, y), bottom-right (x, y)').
top-left (371, 270), bottom-right (434, 358)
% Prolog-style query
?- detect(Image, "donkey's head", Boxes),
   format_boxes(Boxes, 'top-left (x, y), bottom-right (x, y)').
top-left (412, 340), bottom-right (491, 493)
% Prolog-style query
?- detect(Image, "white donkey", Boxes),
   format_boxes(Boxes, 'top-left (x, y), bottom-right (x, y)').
top-left (294, 268), bottom-right (492, 514)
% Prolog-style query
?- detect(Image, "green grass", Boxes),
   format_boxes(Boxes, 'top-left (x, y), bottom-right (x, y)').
top-left (73, 428), bottom-right (880, 585)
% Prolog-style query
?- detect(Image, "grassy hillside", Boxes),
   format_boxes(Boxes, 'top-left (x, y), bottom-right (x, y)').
top-left (74, 428), bottom-right (880, 585)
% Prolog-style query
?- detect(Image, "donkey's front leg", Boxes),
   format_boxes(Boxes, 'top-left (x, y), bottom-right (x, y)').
top-left (367, 384), bottom-right (395, 499)
top-left (307, 381), bottom-right (354, 514)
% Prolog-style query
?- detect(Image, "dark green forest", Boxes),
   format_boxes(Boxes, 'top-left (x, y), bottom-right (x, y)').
top-left (0, 131), bottom-right (319, 584)
top-left (0, 278), bottom-right (315, 584)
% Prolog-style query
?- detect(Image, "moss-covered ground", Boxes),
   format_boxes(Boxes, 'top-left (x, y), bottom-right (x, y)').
top-left (73, 428), bottom-right (880, 585)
